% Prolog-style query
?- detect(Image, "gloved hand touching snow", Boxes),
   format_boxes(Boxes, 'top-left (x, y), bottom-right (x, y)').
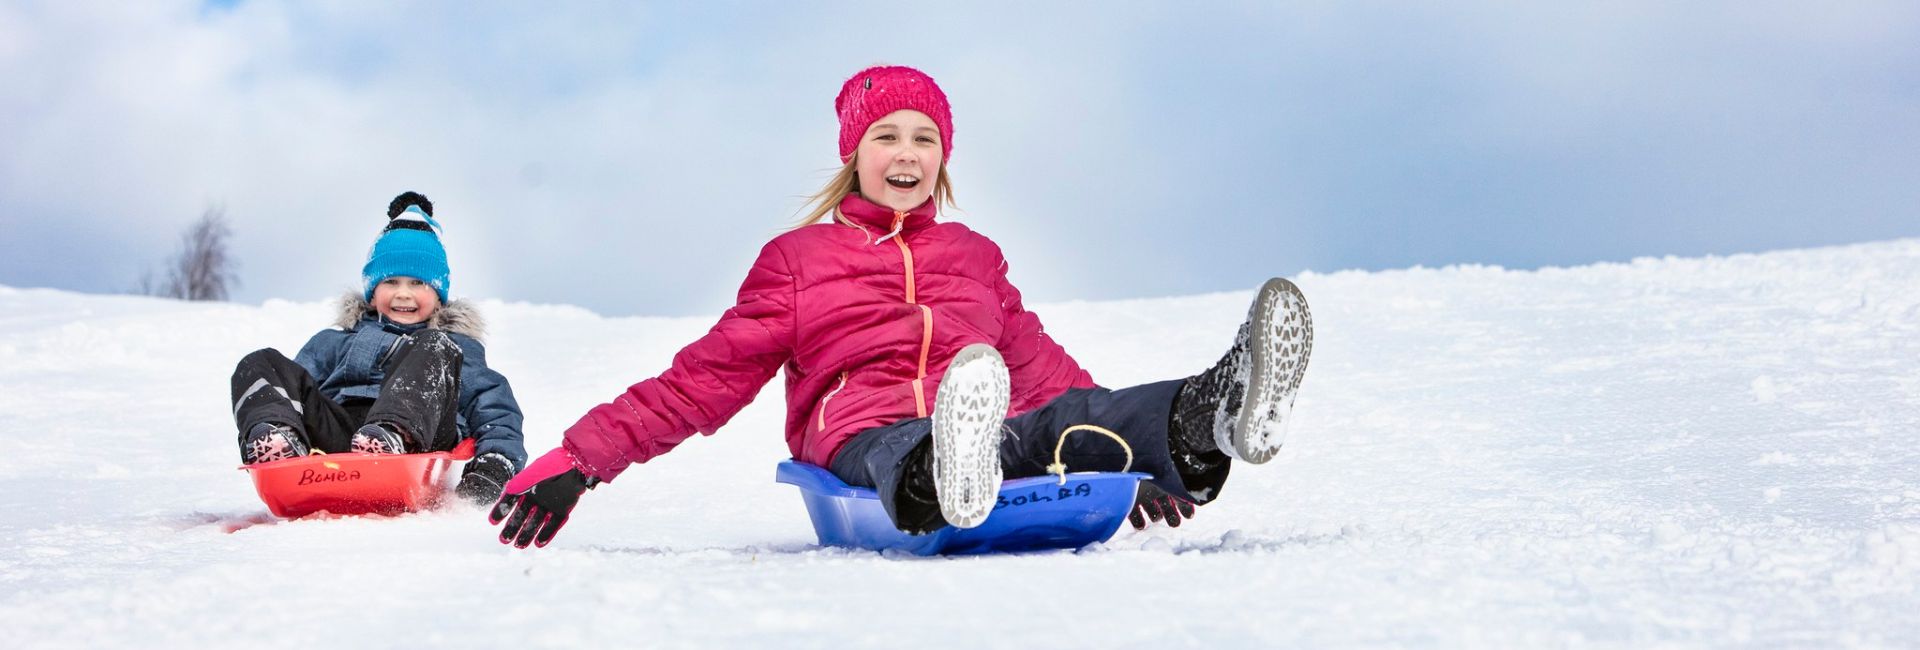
top-left (489, 446), bottom-right (596, 548)
top-left (1128, 482), bottom-right (1196, 530)
top-left (455, 452), bottom-right (515, 505)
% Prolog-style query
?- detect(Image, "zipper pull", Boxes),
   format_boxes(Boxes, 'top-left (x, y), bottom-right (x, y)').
top-left (874, 211), bottom-right (906, 245)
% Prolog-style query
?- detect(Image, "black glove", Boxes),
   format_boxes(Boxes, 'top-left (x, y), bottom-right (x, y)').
top-left (1128, 482), bottom-right (1196, 530)
top-left (455, 453), bottom-right (515, 505)
top-left (488, 447), bottom-right (595, 548)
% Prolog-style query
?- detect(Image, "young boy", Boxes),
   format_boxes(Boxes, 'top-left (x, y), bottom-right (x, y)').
top-left (229, 192), bottom-right (526, 504)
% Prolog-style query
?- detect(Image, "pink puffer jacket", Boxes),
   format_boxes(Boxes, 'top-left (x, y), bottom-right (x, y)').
top-left (561, 195), bottom-right (1095, 481)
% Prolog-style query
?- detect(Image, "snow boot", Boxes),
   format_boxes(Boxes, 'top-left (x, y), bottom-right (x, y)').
top-left (929, 343), bottom-right (1011, 529)
top-left (351, 422), bottom-right (409, 454)
top-left (1172, 277), bottom-right (1312, 464)
top-left (242, 422), bottom-right (310, 464)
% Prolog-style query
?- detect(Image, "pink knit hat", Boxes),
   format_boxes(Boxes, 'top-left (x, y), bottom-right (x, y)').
top-left (835, 65), bottom-right (953, 164)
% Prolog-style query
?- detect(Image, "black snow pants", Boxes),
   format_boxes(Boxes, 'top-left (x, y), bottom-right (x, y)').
top-left (229, 330), bottom-right (464, 459)
top-left (829, 379), bottom-right (1232, 534)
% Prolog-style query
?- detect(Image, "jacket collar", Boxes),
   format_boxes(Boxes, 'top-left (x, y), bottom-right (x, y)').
top-left (836, 194), bottom-right (937, 242)
top-left (333, 290), bottom-right (487, 341)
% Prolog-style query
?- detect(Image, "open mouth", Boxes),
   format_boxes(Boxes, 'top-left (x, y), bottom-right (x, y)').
top-left (885, 174), bottom-right (920, 190)
top-left (391, 305), bottom-right (418, 314)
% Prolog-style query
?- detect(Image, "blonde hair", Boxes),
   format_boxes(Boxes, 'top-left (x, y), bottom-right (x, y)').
top-left (791, 154), bottom-right (957, 230)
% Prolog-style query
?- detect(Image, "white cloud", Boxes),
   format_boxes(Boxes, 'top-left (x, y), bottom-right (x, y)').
top-left (2, 1), bottom-right (1915, 316)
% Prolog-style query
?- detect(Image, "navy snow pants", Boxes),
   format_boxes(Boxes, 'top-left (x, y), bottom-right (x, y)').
top-left (828, 380), bottom-right (1231, 534)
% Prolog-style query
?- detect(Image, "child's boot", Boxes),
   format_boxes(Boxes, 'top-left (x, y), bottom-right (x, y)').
top-left (242, 422), bottom-right (310, 464)
top-left (351, 422), bottom-right (409, 454)
top-left (929, 343), bottom-right (1011, 529)
top-left (1172, 277), bottom-right (1312, 464)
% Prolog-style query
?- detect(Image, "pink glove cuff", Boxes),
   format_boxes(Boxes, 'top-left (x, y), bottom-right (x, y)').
top-left (502, 446), bottom-right (578, 494)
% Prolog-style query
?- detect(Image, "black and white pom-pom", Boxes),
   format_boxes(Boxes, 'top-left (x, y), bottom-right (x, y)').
top-left (387, 191), bottom-right (433, 218)
top-left (384, 191), bottom-right (438, 233)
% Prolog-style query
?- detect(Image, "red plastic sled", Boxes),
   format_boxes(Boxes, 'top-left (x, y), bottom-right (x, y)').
top-left (239, 439), bottom-right (476, 518)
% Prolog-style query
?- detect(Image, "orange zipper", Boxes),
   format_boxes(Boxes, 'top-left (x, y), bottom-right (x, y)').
top-left (891, 210), bottom-right (933, 418)
top-left (890, 212), bottom-right (917, 302)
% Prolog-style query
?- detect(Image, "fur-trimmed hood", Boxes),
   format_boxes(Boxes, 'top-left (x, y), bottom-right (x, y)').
top-left (333, 291), bottom-right (486, 341)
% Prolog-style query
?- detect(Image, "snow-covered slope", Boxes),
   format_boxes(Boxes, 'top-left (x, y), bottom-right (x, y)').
top-left (2, 240), bottom-right (1916, 648)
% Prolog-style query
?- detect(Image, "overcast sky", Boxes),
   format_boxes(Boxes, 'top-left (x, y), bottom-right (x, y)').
top-left (2, 1), bottom-right (1915, 316)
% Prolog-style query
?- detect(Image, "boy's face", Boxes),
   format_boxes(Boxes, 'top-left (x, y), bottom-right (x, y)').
top-left (371, 276), bottom-right (440, 325)
top-left (854, 109), bottom-right (943, 212)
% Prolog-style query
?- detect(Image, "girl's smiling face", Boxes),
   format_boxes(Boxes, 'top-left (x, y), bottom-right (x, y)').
top-left (854, 109), bottom-right (944, 212)
top-left (371, 276), bottom-right (440, 325)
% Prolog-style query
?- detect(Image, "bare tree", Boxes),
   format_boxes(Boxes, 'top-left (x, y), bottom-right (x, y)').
top-left (149, 207), bottom-right (239, 301)
top-left (134, 268), bottom-right (162, 297)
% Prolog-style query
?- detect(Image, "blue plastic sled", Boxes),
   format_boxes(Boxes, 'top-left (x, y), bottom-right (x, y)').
top-left (775, 460), bottom-right (1149, 555)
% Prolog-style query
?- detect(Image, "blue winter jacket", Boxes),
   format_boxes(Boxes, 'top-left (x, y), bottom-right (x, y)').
top-left (293, 293), bottom-right (527, 470)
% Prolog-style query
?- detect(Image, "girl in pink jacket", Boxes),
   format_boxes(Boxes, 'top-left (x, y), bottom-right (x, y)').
top-left (490, 65), bottom-right (1313, 547)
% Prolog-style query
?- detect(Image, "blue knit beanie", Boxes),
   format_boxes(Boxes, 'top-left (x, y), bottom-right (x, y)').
top-left (362, 191), bottom-right (450, 302)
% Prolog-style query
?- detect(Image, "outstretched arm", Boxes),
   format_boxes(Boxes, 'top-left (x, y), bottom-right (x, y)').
top-left (561, 240), bottom-right (798, 482)
top-left (489, 241), bottom-right (798, 548)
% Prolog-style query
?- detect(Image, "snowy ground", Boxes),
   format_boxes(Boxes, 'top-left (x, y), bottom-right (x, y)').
top-left (2, 240), bottom-right (1917, 648)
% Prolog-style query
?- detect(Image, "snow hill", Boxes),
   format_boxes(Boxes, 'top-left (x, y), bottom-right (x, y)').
top-left (2, 240), bottom-right (1917, 648)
